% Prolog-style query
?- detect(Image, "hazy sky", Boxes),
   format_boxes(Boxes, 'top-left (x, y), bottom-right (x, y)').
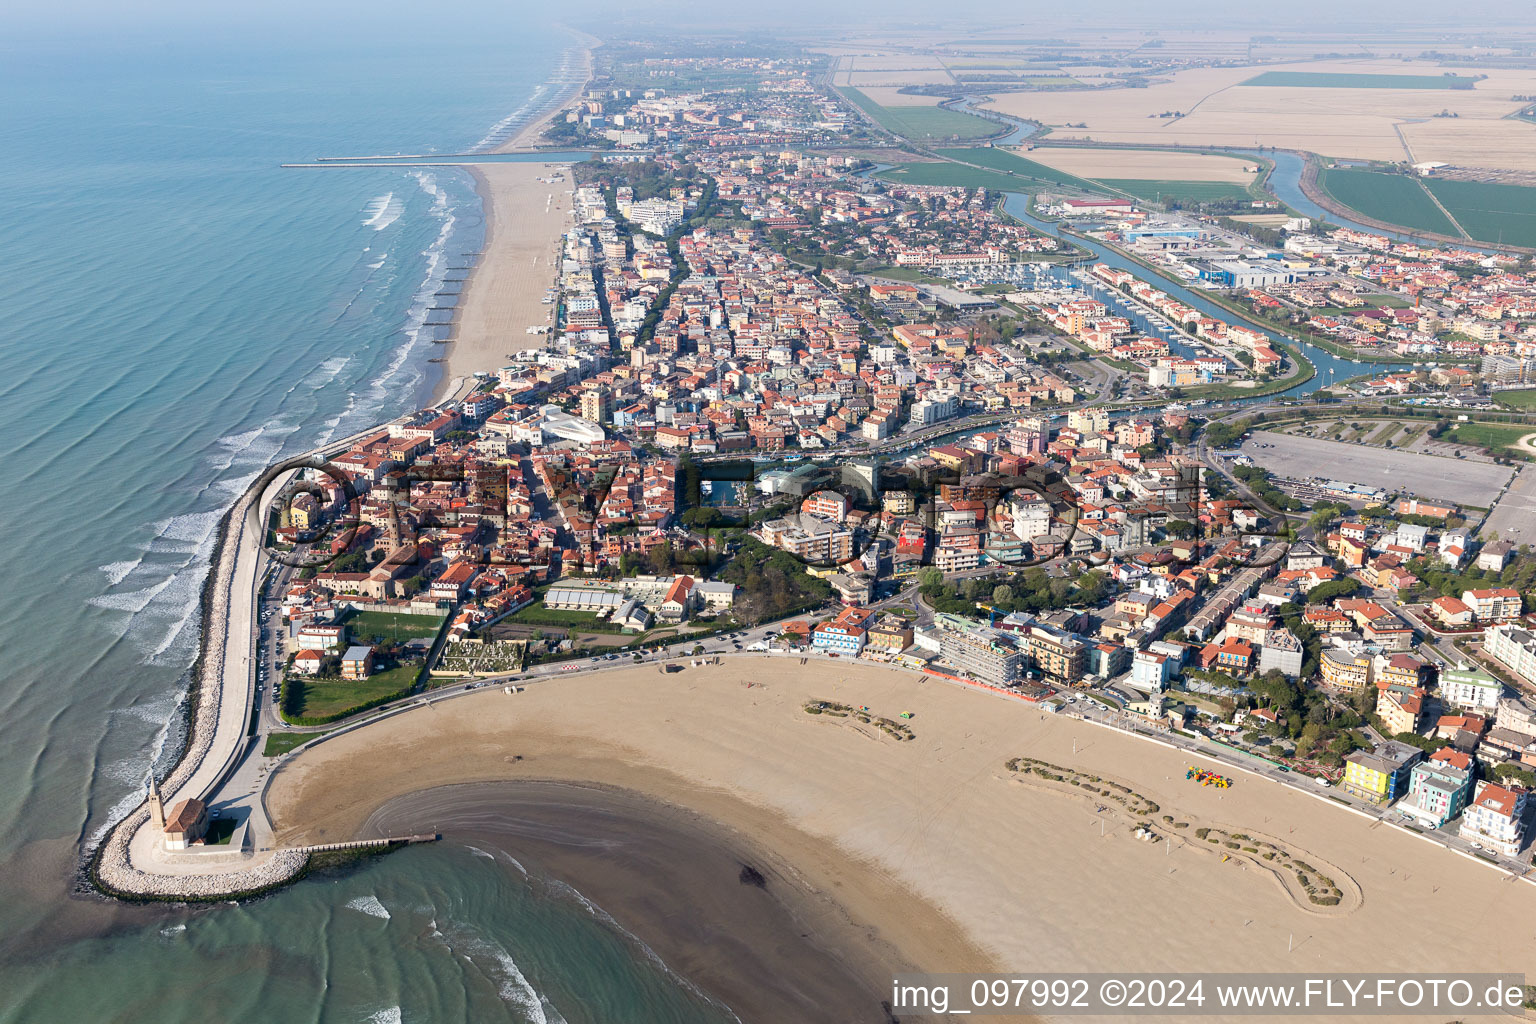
top-left (4, 0), bottom-right (1533, 44)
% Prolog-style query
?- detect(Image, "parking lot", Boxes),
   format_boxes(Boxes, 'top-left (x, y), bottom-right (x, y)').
top-left (1241, 431), bottom-right (1515, 507)
top-left (1481, 464), bottom-right (1536, 548)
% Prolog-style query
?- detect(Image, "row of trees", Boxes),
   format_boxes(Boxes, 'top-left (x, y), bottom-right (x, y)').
top-left (916, 565), bottom-right (1109, 616)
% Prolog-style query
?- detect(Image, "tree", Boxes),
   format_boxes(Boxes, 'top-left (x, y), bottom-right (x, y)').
top-left (1076, 570), bottom-right (1109, 606)
top-left (1492, 763), bottom-right (1536, 789)
top-left (1306, 578), bottom-right (1360, 605)
top-left (992, 584), bottom-right (1015, 606)
top-left (1163, 519), bottom-right (1197, 539)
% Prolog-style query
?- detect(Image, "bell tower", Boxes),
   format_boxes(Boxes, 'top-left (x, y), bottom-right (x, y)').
top-left (147, 774), bottom-right (165, 831)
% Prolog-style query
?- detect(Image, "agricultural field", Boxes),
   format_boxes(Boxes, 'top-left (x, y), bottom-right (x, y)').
top-left (943, 59), bottom-right (1064, 70)
top-left (877, 162), bottom-right (1036, 192)
top-left (980, 59), bottom-right (1536, 170)
top-left (1315, 169), bottom-right (1457, 236)
top-left (935, 147), bottom-right (1103, 191)
top-left (843, 90), bottom-right (999, 142)
top-left (1241, 71), bottom-right (1478, 89)
top-left (852, 87), bottom-right (943, 107)
top-left (1422, 178), bottom-right (1536, 249)
top-left (954, 73), bottom-right (1081, 87)
top-left (845, 70), bottom-right (955, 87)
top-left (1094, 179), bottom-right (1254, 203)
top-left (1018, 146), bottom-right (1258, 183)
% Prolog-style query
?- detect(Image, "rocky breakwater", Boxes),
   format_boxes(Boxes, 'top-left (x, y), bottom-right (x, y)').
top-left (91, 459), bottom-right (305, 900)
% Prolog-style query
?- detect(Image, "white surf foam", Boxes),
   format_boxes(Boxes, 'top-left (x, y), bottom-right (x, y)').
top-left (471, 84), bottom-right (550, 152)
top-left (432, 924), bottom-right (565, 1024)
top-left (99, 558), bottom-right (144, 587)
top-left (346, 895), bottom-right (392, 920)
top-left (363, 192), bottom-right (403, 231)
top-left (366, 1008), bottom-right (402, 1024)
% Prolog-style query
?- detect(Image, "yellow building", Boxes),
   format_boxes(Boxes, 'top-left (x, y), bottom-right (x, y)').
top-left (1341, 744), bottom-right (1422, 805)
top-left (289, 492), bottom-right (319, 531)
top-left (866, 617), bottom-right (914, 654)
top-left (1320, 649), bottom-right (1371, 693)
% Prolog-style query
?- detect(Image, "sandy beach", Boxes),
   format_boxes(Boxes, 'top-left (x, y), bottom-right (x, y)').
top-left (268, 658), bottom-right (1536, 1021)
top-left (430, 29), bottom-right (595, 405)
top-left (433, 162), bottom-right (573, 403)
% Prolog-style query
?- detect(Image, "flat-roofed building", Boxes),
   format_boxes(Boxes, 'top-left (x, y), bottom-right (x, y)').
top-left (1441, 667), bottom-right (1503, 712)
top-left (940, 625), bottom-right (1026, 686)
top-left (1341, 742), bottom-right (1422, 805)
top-left (1027, 625), bottom-right (1086, 686)
top-left (1321, 648), bottom-right (1372, 693)
top-left (1486, 624), bottom-right (1536, 687)
top-left (1402, 748), bottom-right (1475, 828)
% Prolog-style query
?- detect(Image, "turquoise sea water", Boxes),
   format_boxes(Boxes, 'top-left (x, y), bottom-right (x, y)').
top-left (0, 26), bottom-right (732, 1024)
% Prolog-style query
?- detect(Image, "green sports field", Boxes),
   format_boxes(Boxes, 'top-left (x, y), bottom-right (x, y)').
top-left (1242, 71), bottom-right (1477, 90)
top-left (1316, 168), bottom-right (1457, 236)
top-left (843, 90), bottom-right (1000, 142)
top-left (1422, 179), bottom-right (1536, 249)
top-left (1493, 388), bottom-right (1536, 410)
top-left (345, 609), bottom-right (445, 642)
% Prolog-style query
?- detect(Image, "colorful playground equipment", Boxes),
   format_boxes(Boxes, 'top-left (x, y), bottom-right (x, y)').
top-left (1186, 766), bottom-right (1232, 789)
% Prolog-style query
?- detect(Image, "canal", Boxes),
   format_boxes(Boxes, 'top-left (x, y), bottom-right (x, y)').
top-left (998, 191), bottom-right (1412, 403)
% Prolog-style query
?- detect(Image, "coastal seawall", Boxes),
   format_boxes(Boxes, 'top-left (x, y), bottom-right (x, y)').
top-left (88, 37), bottom-right (593, 902)
top-left (89, 436), bottom-right (377, 900)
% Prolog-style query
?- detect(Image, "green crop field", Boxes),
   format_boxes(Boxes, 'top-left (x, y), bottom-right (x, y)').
top-left (1316, 169), bottom-right (1457, 236)
top-left (1242, 72), bottom-right (1477, 90)
top-left (1095, 179), bottom-right (1254, 203)
top-left (1493, 388), bottom-right (1536, 409)
top-left (934, 147), bottom-right (1105, 191)
top-left (878, 161), bottom-right (1040, 192)
top-left (844, 90), bottom-right (1000, 142)
top-left (1422, 179), bottom-right (1536, 248)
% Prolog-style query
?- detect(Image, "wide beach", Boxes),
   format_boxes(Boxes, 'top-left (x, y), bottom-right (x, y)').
top-left (434, 161), bottom-right (574, 403)
top-left (432, 30), bottom-right (594, 404)
top-left (268, 657), bottom-right (1536, 1021)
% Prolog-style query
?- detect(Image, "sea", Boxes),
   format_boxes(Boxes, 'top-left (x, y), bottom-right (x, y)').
top-left (0, 22), bottom-right (736, 1024)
